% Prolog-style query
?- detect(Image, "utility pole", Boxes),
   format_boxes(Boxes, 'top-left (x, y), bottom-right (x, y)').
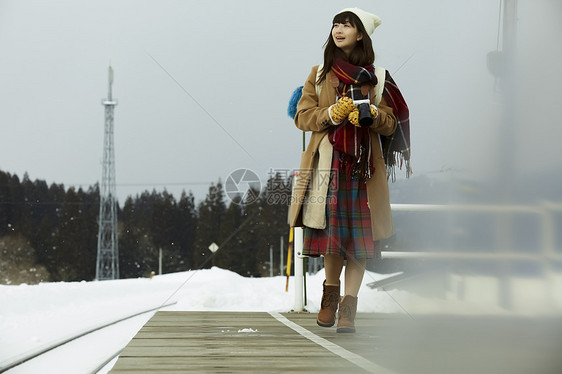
top-left (498, 0), bottom-right (518, 310)
top-left (95, 66), bottom-right (119, 280)
top-left (499, 0), bottom-right (518, 181)
top-left (487, 0), bottom-right (518, 309)
top-left (488, 0), bottom-right (518, 179)
top-left (280, 235), bottom-right (284, 276)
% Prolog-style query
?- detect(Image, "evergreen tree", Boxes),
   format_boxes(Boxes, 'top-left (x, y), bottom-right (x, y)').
top-left (118, 189), bottom-right (197, 278)
top-left (234, 187), bottom-right (263, 277)
top-left (193, 181), bottom-right (226, 269)
top-left (0, 171), bottom-right (13, 237)
top-left (79, 186), bottom-right (100, 279)
top-left (119, 196), bottom-right (143, 278)
top-left (0, 172), bottom-right (23, 237)
top-left (215, 195), bottom-right (244, 273)
top-left (177, 190), bottom-right (197, 270)
top-left (32, 182), bottom-right (66, 274)
top-left (151, 190), bottom-right (185, 273)
top-left (48, 187), bottom-right (97, 281)
top-left (119, 193), bottom-right (158, 278)
top-left (232, 173), bottom-right (291, 277)
top-left (16, 173), bottom-right (35, 236)
top-left (255, 173), bottom-right (292, 276)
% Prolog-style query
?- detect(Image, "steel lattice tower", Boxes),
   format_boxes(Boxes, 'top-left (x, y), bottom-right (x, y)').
top-left (96, 66), bottom-right (119, 280)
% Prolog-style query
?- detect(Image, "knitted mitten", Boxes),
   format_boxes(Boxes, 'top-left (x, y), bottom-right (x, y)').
top-left (348, 105), bottom-right (379, 127)
top-left (329, 97), bottom-right (355, 123)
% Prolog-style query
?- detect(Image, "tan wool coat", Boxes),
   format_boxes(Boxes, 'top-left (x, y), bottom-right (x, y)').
top-left (288, 65), bottom-right (397, 241)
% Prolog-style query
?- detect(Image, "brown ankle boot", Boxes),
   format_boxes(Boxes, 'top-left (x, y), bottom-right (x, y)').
top-left (336, 295), bottom-right (357, 333)
top-left (317, 281), bottom-right (340, 327)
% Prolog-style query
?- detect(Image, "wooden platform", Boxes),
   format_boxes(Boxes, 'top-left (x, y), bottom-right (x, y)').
top-left (109, 311), bottom-right (562, 374)
top-left (109, 311), bottom-right (406, 373)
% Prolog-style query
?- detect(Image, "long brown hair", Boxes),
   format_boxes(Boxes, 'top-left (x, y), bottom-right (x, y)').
top-left (317, 11), bottom-right (375, 85)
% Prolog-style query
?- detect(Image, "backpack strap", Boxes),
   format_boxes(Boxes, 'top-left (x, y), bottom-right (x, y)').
top-left (315, 64), bottom-right (324, 98)
top-left (373, 66), bottom-right (386, 106)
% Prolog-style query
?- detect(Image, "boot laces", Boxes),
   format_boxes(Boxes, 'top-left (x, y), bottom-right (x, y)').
top-left (321, 291), bottom-right (339, 309)
top-left (339, 299), bottom-right (356, 318)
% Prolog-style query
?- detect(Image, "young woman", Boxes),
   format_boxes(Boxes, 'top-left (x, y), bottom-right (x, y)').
top-left (288, 8), bottom-right (410, 333)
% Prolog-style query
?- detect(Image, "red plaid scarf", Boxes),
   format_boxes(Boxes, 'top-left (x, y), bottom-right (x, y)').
top-left (328, 59), bottom-right (411, 181)
top-left (328, 59), bottom-right (377, 181)
top-left (381, 72), bottom-right (411, 180)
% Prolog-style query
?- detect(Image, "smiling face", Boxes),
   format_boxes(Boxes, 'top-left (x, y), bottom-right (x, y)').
top-left (331, 18), bottom-right (363, 56)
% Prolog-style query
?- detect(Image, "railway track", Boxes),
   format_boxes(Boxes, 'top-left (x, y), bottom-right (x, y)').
top-left (0, 302), bottom-right (176, 373)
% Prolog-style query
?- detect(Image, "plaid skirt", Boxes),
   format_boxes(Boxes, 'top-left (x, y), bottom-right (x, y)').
top-left (303, 150), bottom-right (380, 259)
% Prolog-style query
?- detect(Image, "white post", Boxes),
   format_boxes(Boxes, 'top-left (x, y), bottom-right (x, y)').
top-left (280, 235), bottom-right (284, 276)
top-left (293, 227), bottom-right (304, 312)
top-left (158, 248), bottom-right (162, 275)
top-left (269, 245), bottom-right (274, 278)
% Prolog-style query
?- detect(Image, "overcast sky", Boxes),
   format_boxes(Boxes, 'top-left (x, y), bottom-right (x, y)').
top-left (1, 0), bottom-right (560, 203)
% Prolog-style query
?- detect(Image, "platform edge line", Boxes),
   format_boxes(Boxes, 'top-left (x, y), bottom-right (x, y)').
top-left (268, 312), bottom-right (397, 374)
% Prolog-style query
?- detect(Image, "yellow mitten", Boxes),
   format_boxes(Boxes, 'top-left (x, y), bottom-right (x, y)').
top-left (348, 105), bottom-right (379, 127)
top-left (329, 97), bottom-right (354, 123)
top-left (371, 105), bottom-right (379, 119)
top-left (348, 108), bottom-right (360, 127)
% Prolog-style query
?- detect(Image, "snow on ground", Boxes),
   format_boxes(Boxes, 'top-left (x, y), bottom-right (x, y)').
top-left (0, 267), bottom-right (404, 373)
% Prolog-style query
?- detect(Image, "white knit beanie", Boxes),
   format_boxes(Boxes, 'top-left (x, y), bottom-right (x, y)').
top-left (339, 7), bottom-right (382, 36)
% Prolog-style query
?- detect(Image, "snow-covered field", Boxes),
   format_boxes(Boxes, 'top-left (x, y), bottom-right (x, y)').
top-left (0, 267), bottom-right (406, 373)
top-left (1, 266), bottom-right (561, 373)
